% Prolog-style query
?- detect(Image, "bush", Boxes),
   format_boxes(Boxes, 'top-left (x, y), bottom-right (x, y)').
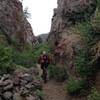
top-left (75, 48), bottom-right (95, 77)
top-left (48, 65), bottom-right (55, 78)
top-left (97, 0), bottom-right (100, 10)
top-left (33, 42), bottom-right (51, 63)
top-left (48, 65), bottom-right (68, 81)
top-left (88, 88), bottom-right (100, 100)
top-left (36, 89), bottom-right (45, 100)
top-left (0, 40), bottom-right (51, 70)
top-left (76, 22), bottom-right (93, 43)
top-left (12, 42), bottom-right (51, 68)
top-left (0, 44), bottom-right (14, 74)
top-left (92, 6), bottom-right (100, 35)
top-left (66, 78), bottom-right (86, 95)
top-left (12, 45), bottom-right (35, 68)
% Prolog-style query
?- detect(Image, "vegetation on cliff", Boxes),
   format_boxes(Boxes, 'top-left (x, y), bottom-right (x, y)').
top-left (48, 0), bottom-right (100, 98)
top-left (68, 5), bottom-right (100, 99)
top-left (88, 88), bottom-right (100, 100)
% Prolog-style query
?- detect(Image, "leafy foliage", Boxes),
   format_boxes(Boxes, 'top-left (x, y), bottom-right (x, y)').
top-left (12, 42), bottom-right (51, 68)
top-left (76, 22), bottom-right (93, 43)
top-left (0, 44), bottom-right (14, 74)
top-left (88, 88), bottom-right (100, 100)
top-left (0, 41), bottom-right (51, 71)
top-left (36, 89), bottom-right (45, 100)
top-left (12, 45), bottom-right (35, 68)
top-left (66, 78), bottom-right (86, 95)
top-left (75, 48), bottom-right (95, 77)
top-left (75, 21), bottom-right (97, 77)
top-left (33, 42), bottom-right (51, 63)
top-left (48, 65), bottom-right (68, 81)
top-left (91, 5), bottom-right (100, 35)
top-left (97, 0), bottom-right (100, 10)
top-left (24, 7), bottom-right (31, 18)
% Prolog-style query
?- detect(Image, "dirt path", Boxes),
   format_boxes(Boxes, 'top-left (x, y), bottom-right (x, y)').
top-left (43, 80), bottom-right (67, 100)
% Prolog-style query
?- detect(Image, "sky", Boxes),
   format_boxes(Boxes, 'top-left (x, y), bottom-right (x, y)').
top-left (23, 0), bottom-right (57, 36)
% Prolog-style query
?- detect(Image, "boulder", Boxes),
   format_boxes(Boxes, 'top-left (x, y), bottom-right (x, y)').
top-left (13, 93), bottom-right (23, 100)
top-left (3, 91), bottom-right (13, 100)
top-left (4, 83), bottom-right (13, 91)
top-left (25, 83), bottom-right (35, 90)
top-left (21, 73), bottom-right (33, 82)
top-left (26, 95), bottom-right (36, 100)
top-left (0, 68), bottom-right (42, 100)
top-left (20, 87), bottom-right (29, 96)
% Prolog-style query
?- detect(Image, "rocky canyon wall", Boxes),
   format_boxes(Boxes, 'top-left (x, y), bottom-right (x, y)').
top-left (48, 1), bottom-right (100, 97)
top-left (48, 0), bottom-right (97, 44)
top-left (48, 0), bottom-right (99, 77)
top-left (0, 0), bottom-right (36, 45)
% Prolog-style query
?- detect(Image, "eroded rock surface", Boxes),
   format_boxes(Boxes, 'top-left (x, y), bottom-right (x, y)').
top-left (48, 0), bottom-right (97, 76)
top-left (0, 0), bottom-right (36, 45)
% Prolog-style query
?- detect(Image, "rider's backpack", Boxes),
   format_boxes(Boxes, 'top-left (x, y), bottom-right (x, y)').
top-left (39, 54), bottom-right (49, 64)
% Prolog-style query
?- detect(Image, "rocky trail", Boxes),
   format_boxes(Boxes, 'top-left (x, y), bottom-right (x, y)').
top-left (43, 80), bottom-right (67, 100)
top-left (42, 79), bottom-right (87, 100)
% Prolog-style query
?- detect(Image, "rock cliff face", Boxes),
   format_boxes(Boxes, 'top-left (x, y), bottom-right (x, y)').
top-left (0, 0), bottom-right (36, 45)
top-left (48, 0), bottom-right (97, 75)
top-left (48, 0), bottom-right (97, 43)
top-left (48, 0), bottom-right (100, 96)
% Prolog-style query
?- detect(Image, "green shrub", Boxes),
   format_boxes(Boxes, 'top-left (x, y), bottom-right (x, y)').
top-left (0, 40), bottom-right (51, 70)
top-left (0, 44), bottom-right (14, 74)
top-left (88, 88), bottom-right (100, 100)
top-left (48, 65), bottom-right (68, 81)
top-left (36, 89), bottom-right (45, 100)
top-left (33, 42), bottom-right (51, 63)
top-left (66, 78), bottom-right (86, 95)
top-left (92, 7), bottom-right (100, 34)
top-left (76, 22), bottom-right (93, 43)
top-left (12, 42), bottom-right (51, 68)
top-left (75, 48), bottom-right (95, 77)
top-left (0, 42), bottom-right (51, 69)
top-left (12, 45), bottom-right (35, 68)
top-left (48, 65), bottom-right (56, 78)
top-left (97, 0), bottom-right (100, 10)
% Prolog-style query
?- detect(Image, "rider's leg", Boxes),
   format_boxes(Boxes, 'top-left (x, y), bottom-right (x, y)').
top-left (41, 63), bottom-right (48, 83)
top-left (43, 68), bottom-right (47, 83)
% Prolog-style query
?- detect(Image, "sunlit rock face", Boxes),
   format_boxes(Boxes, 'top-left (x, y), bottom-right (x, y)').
top-left (48, 0), bottom-right (97, 75)
top-left (0, 0), bottom-right (36, 45)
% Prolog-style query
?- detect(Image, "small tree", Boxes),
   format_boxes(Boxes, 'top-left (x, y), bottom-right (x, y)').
top-left (24, 7), bottom-right (31, 19)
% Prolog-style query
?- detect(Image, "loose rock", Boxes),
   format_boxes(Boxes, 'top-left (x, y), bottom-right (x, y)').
top-left (3, 91), bottom-right (13, 100)
top-left (13, 93), bottom-right (23, 100)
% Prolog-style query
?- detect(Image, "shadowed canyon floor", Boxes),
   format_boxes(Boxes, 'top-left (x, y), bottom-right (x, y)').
top-left (43, 80), bottom-right (66, 100)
